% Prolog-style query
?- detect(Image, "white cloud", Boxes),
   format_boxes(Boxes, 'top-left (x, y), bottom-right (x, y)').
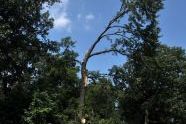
top-left (54, 13), bottom-right (71, 29)
top-left (47, 0), bottom-right (71, 30)
top-left (84, 14), bottom-right (95, 30)
top-left (85, 14), bottom-right (95, 21)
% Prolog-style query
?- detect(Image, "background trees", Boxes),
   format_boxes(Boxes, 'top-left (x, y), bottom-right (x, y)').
top-left (0, 0), bottom-right (59, 123)
top-left (23, 37), bottom-right (80, 124)
top-left (110, 45), bottom-right (186, 124)
top-left (0, 0), bottom-right (60, 95)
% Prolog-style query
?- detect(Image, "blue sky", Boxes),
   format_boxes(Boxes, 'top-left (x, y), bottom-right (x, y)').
top-left (48, 0), bottom-right (186, 73)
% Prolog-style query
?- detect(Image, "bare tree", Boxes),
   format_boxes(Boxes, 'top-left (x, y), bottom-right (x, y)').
top-left (78, 2), bottom-right (128, 123)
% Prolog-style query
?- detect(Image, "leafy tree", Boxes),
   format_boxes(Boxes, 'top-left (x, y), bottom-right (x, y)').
top-left (107, 0), bottom-right (164, 123)
top-left (23, 37), bottom-right (80, 124)
top-left (0, 83), bottom-right (32, 124)
top-left (85, 78), bottom-right (115, 122)
top-left (0, 0), bottom-right (59, 95)
top-left (23, 91), bottom-right (58, 124)
top-left (0, 0), bottom-right (59, 123)
top-left (110, 45), bottom-right (186, 124)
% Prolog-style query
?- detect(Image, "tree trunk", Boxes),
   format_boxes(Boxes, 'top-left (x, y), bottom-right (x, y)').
top-left (79, 61), bottom-right (88, 123)
top-left (78, 7), bottom-right (126, 123)
top-left (145, 109), bottom-right (149, 124)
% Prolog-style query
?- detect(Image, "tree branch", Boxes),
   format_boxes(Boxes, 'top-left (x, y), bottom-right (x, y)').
top-left (75, 59), bottom-right (82, 65)
top-left (102, 31), bottom-right (124, 38)
top-left (109, 25), bottom-right (126, 29)
top-left (83, 8), bottom-right (127, 62)
top-left (89, 49), bottom-right (127, 58)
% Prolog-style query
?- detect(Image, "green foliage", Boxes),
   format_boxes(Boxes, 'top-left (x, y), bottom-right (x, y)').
top-left (0, 83), bottom-right (32, 124)
top-left (23, 91), bottom-right (58, 124)
top-left (111, 45), bottom-right (186, 124)
top-left (0, 0), bottom-right (60, 123)
top-left (0, 0), bottom-right (59, 95)
top-left (111, 0), bottom-right (163, 58)
top-left (83, 77), bottom-right (123, 123)
top-left (23, 37), bottom-right (80, 124)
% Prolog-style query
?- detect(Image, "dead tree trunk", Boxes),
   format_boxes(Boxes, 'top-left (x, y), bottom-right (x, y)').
top-left (78, 4), bottom-right (127, 123)
top-left (79, 60), bottom-right (88, 122)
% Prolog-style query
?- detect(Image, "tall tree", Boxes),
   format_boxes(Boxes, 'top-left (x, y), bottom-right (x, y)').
top-left (0, 0), bottom-right (59, 123)
top-left (111, 45), bottom-right (186, 124)
top-left (79, 0), bottom-right (163, 122)
top-left (23, 37), bottom-right (80, 124)
top-left (0, 0), bottom-right (59, 95)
